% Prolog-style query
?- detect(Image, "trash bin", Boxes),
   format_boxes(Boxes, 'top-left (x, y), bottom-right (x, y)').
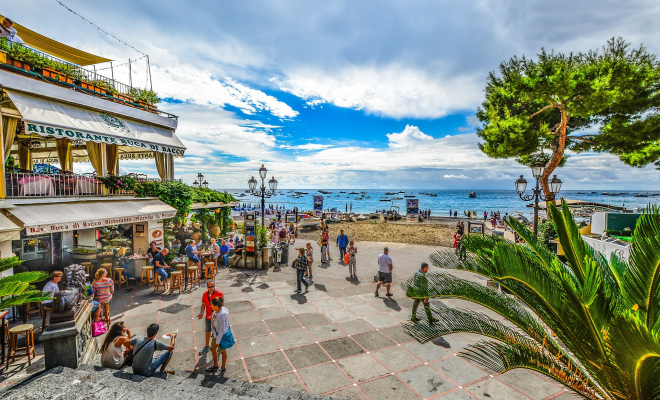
top-left (280, 241), bottom-right (289, 265)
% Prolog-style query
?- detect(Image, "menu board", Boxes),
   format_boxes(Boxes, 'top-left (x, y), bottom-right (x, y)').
top-left (313, 195), bottom-right (324, 217)
top-left (245, 213), bottom-right (255, 252)
top-left (406, 199), bottom-right (419, 222)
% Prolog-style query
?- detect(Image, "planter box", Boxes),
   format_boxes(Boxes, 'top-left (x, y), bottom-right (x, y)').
top-left (114, 93), bottom-right (134, 103)
top-left (6, 58), bottom-right (31, 71)
top-left (79, 81), bottom-right (107, 95)
top-left (0, 50), bottom-right (6, 64)
top-left (42, 67), bottom-right (74, 84)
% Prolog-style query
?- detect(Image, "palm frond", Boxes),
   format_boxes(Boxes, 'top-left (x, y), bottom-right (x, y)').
top-left (0, 271), bottom-right (50, 285)
top-left (0, 256), bottom-right (22, 274)
top-left (0, 291), bottom-right (52, 310)
top-left (635, 355), bottom-right (660, 400)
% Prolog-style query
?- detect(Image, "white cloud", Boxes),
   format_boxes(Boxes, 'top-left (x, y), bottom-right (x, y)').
top-left (279, 144), bottom-right (334, 150)
top-left (276, 65), bottom-right (483, 119)
top-left (444, 174), bottom-right (470, 179)
top-left (152, 65), bottom-right (298, 119)
top-left (386, 125), bottom-right (433, 148)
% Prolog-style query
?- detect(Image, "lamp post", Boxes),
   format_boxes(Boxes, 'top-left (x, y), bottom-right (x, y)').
top-left (248, 165), bottom-right (278, 227)
top-left (192, 173), bottom-right (208, 189)
top-left (515, 164), bottom-right (563, 236)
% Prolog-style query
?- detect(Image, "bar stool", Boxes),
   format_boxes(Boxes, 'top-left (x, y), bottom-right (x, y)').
top-left (100, 303), bottom-right (111, 329)
top-left (100, 263), bottom-right (113, 278)
top-left (188, 266), bottom-right (201, 287)
top-left (153, 271), bottom-right (167, 293)
top-left (41, 302), bottom-right (53, 330)
top-left (141, 266), bottom-right (154, 288)
top-left (6, 324), bottom-right (35, 369)
top-left (81, 262), bottom-right (94, 280)
top-left (113, 267), bottom-right (127, 288)
top-left (204, 262), bottom-right (214, 282)
top-left (169, 271), bottom-right (183, 294)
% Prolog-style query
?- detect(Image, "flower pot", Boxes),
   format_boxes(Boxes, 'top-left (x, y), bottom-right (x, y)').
top-left (114, 93), bottom-right (134, 103)
top-left (137, 100), bottom-right (150, 109)
top-left (192, 232), bottom-right (201, 242)
top-left (42, 67), bottom-right (74, 84)
top-left (6, 57), bottom-right (31, 71)
top-left (208, 224), bottom-right (220, 237)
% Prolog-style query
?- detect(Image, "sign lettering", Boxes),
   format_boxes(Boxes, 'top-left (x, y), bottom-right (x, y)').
top-left (24, 211), bottom-right (177, 236)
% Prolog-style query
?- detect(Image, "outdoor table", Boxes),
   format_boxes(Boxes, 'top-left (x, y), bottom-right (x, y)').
top-left (0, 310), bottom-right (8, 367)
top-left (18, 175), bottom-right (55, 196)
top-left (72, 176), bottom-right (99, 195)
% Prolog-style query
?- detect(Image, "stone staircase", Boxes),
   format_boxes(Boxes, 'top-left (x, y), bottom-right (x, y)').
top-left (0, 365), bottom-right (340, 400)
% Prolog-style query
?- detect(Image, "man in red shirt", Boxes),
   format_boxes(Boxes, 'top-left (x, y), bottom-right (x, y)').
top-left (197, 281), bottom-right (224, 355)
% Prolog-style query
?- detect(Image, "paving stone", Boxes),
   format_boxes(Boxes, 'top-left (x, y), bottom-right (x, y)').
top-left (258, 372), bottom-right (306, 392)
top-left (549, 393), bottom-right (584, 400)
top-left (285, 344), bottom-right (332, 369)
top-left (172, 332), bottom-right (195, 351)
top-left (326, 289), bottom-right (351, 298)
top-left (273, 328), bottom-right (315, 349)
top-left (225, 300), bottom-right (256, 313)
top-left (329, 386), bottom-right (367, 400)
top-left (443, 333), bottom-right (480, 353)
top-left (306, 324), bottom-right (345, 342)
top-left (497, 368), bottom-right (562, 399)
top-left (273, 287), bottom-right (298, 296)
top-left (431, 356), bottom-right (489, 386)
top-left (348, 304), bottom-right (380, 317)
top-left (229, 310), bottom-right (262, 325)
top-left (298, 363), bottom-right (352, 394)
top-left (465, 377), bottom-right (530, 400)
top-left (361, 313), bottom-right (399, 329)
top-left (398, 366), bottom-right (456, 398)
top-left (351, 331), bottom-right (396, 352)
top-left (296, 313), bottom-right (330, 327)
top-left (379, 326), bottom-right (414, 344)
top-left (337, 354), bottom-right (388, 382)
top-left (323, 307), bottom-right (358, 322)
top-left (237, 334), bottom-right (280, 358)
top-left (403, 340), bottom-right (453, 362)
top-left (303, 291), bottom-right (331, 301)
top-left (371, 346), bottom-right (422, 372)
top-left (196, 335), bottom-right (240, 362)
top-left (168, 349), bottom-right (196, 371)
top-left (320, 337), bottom-right (365, 360)
top-left (336, 296), bottom-right (367, 307)
top-left (253, 297), bottom-right (283, 309)
top-left (244, 351), bottom-right (292, 380)
top-left (232, 321), bottom-right (270, 339)
top-left (287, 303), bottom-right (319, 315)
top-left (312, 299), bottom-right (342, 310)
top-left (259, 306), bottom-right (293, 320)
top-left (359, 375), bottom-right (418, 400)
top-left (336, 319), bottom-right (374, 335)
top-left (435, 389), bottom-right (479, 399)
top-left (266, 316), bottom-right (302, 333)
top-left (247, 289), bottom-right (276, 299)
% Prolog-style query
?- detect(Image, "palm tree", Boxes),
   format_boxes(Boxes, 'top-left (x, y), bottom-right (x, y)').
top-left (401, 200), bottom-right (660, 400)
top-left (0, 256), bottom-right (51, 310)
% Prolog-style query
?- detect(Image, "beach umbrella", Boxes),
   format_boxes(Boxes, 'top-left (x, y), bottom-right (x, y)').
top-left (346, 203), bottom-right (348, 212)
top-left (350, 203), bottom-right (353, 212)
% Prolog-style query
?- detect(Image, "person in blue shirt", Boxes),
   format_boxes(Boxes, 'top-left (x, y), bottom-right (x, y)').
top-left (336, 230), bottom-right (349, 264)
top-left (153, 248), bottom-right (172, 288)
top-left (186, 240), bottom-right (201, 269)
top-left (219, 240), bottom-right (230, 267)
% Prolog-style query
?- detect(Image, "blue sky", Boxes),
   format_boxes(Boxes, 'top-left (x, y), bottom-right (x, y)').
top-left (10, 0), bottom-right (660, 189)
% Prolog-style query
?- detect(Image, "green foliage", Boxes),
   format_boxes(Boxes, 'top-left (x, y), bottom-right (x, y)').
top-left (5, 155), bottom-right (16, 170)
top-left (97, 175), bottom-right (142, 192)
top-left (128, 88), bottom-right (161, 105)
top-left (477, 37), bottom-right (660, 189)
top-left (403, 199), bottom-right (660, 400)
top-left (537, 221), bottom-right (557, 244)
top-left (0, 256), bottom-right (51, 310)
top-left (90, 80), bottom-right (118, 95)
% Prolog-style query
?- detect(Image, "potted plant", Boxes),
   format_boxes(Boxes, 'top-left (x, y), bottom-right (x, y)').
top-left (41, 60), bottom-right (76, 84)
top-left (129, 88), bottom-right (161, 110)
top-left (5, 43), bottom-right (38, 71)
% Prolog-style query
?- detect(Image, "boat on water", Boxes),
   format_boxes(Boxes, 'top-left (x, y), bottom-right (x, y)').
top-left (385, 192), bottom-right (397, 195)
top-left (300, 218), bottom-right (322, 227)
top-left (391, 197), bottom-right (403, 200)
top-left (340, 191), bottom-right (346, 193)
top-left (634, 194), bottom-right (649, 197)
top-left (318, 190), bottom-right (332, 194)
top-left (379, 197), bottom-right (390, 201)
top-left (469, 191), bottom-right (477, 198)
top-left (349, 192), bottom-right (359, 195)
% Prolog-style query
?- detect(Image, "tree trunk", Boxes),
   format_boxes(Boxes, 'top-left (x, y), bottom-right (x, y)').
top-left (540, 108), bottom-right (569, 209)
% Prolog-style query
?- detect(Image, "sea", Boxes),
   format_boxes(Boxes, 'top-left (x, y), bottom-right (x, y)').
top-left (227, 189), bottom-right (660, 219)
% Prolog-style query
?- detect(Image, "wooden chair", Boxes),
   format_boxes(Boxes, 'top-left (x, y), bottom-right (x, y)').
top-left (141, 266), bottom-right (154, 288)
top-left (169, 271), bottom-right (183, 294)
top-left (81, 262), bottom-right (94, 281)
top-left (100, 262), bottom-right (113, 279)
top-left (6, 324), bottom-right (35, 368)
top-left (204, 262), bottom-right (214, 282)
top-left (41, 303), bottom-right (53, 330)
top-left (113, 267), bottom-right (127, 288)
top-left (187, 266), bottom-right (201, 288)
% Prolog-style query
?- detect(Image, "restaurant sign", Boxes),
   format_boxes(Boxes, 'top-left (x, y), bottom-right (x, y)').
top-left (24, 122), bottom-right (185, 156)
top-left (24, 211), bottom-right (177, 236)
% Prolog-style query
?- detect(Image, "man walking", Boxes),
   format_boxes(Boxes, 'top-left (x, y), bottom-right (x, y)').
top-left (198, 282), bottom-right (224, 355)
top-left (336, 230), bottom-right (349, 264)
top-left (305, 242), bottom-right (314, 280)
top-left (130, 323), bottom-right (176, 377)
top-left (409, 263), bottom-right (438, 323)
top-left (375, 247), bottom-right (393, 298)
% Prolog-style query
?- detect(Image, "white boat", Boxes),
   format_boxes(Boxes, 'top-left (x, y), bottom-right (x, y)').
top-left (300, 218), bottom-right (322, 227)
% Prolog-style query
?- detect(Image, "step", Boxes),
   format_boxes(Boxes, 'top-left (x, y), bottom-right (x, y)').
top-left (0, 364), bottom-right (340, 400)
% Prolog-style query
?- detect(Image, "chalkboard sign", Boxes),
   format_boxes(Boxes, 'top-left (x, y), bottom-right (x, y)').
top-left (607, 213), bottom-right (641, 232)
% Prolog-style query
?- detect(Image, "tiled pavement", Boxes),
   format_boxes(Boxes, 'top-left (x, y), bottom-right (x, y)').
top-left (1, 241), bottom-right (580, 399)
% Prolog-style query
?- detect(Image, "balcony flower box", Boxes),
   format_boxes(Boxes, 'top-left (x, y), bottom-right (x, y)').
top-left (78, 80), bottom-right (107, 95)
top-left (114, 93), bottom-right (134, 103)
top-left (6, 57), bottom-right (31, 71)
top-left (41, 67), bottom-right (74, 84)
top-left (0, 49), bottom-right (6, 64)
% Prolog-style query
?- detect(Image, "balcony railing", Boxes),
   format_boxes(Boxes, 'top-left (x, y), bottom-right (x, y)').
top-left (0, 40), bottom-right (177, 119)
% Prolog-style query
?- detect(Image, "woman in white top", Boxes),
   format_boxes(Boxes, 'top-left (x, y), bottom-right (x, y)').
top-left (208, 296), bottom-right (231, 375)
top-left (100, 321), bottom-right (132, 369)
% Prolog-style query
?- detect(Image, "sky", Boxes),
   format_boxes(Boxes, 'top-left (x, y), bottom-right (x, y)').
top-left (9, 0), bottom-right (660, 189)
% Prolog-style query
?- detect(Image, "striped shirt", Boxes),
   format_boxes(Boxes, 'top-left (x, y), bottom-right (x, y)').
top-left (296, 255), bottom-right (308, 271)
top-left (92, 278), bottom-right (114, 303)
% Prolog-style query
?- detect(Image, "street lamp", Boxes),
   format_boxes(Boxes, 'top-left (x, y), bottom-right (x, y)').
top-left (193, 173), bottom-right (208, 188)
top-left (248, 165), bottom-right (278, 226)
top-left (515, 164), bottom-right (562, 236)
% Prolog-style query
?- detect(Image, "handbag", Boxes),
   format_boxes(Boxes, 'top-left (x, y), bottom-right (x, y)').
top-left (344, 252), bottom-right (350, 264)
top-left (219, 326), bottom-right (236, 349)
top-left (291, 259), bottom-right (297, 269)
top-left (123, 338), bottom-right (152, 367)
top-left (91, 320), bottom-right (107, 337)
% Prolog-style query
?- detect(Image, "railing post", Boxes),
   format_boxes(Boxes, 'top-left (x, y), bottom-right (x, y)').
top-left (0, 111), bottom-right (5, 200)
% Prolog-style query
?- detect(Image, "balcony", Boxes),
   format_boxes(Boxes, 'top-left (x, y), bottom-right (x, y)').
top-left (0, 39), bottom-right (176, 119)
top-left (4, 170), bottom-right (179, 199)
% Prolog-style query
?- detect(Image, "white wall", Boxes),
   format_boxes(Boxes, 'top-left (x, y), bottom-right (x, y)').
top-left (582, 236), bottom-right (630, 262)
top-left (0, 239), bottom-right (14, 278)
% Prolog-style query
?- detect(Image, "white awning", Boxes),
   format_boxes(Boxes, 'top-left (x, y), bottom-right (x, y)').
top-left (6, 90), bottom-right (186, 156)
top-left (0, 213), bottom-right (21, 242)
top-left (8, 199), bottom-right (177, 236)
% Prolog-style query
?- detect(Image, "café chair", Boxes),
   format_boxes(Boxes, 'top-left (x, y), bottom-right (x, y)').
top-left (188, 266), bottom-right (201, 288)
top-left (169, 271), bottom-right (183, 294)
top-left (141, 266), bottom-right (154, 288)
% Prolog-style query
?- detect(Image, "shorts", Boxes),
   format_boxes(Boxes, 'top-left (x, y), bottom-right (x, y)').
top-left (205, 318), bottom-right (212, 333)
top-left (211, 337), bottom-right (226, 352)
top-left (378, 271), bottom-right (392, 284)
top-left (190, 256), bottom-right (200, 263)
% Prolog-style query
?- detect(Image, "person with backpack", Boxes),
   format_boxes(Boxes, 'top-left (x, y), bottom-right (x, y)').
top-left (129, 323), bottom-right (176, 376)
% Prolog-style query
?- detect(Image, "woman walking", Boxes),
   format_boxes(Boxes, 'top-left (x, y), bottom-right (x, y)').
top-left (347, 240), bottom-right (357, 279)
top-left (92, 268), bottom-right (114, 327)
top-left (295, 248), bottom-right (309, 294)
top-left (305, 242), bottom-right (314, 280)
top-left (100, 321), bottom-right (133, 369)
top-left (320, 230), bottom-right (329, 264)
top-left (207, 296), bottom-right (234, 376)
